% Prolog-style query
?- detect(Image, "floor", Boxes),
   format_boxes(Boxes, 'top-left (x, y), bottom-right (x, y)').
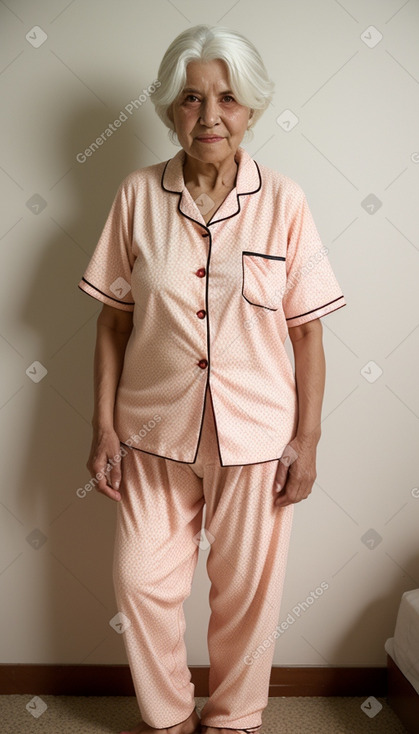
top-left (1, 694), bottom-right (408, 733)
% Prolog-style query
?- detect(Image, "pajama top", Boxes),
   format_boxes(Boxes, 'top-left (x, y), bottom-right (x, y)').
top-left (78, 145), bottom-right (346, 466)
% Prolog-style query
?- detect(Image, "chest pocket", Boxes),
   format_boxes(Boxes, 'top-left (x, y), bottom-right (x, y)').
top-left (241, 251), bottom-right (286, 311)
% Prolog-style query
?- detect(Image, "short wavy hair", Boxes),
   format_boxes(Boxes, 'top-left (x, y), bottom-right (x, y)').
top-left (151, 24), bottom-right (275, 145)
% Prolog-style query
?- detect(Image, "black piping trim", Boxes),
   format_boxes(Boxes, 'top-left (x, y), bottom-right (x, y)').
top-left (161, 157), bottom-right (181, 194)
top-left (241, 295), bottom-right (278, 311)
top-left (286, 295), bottom-right (345, 322)
top-left (191, 227), bottom-right (225, 467)
top-left (205, 160), bottom-right (262, 226)
top-left (176, 199), bottom-right (211, 233)
top-left (191, 386), bottom-right (210, 462)
top-left (119, 440), bottom-right (290, 468)
top-left (206, 384), bottom-right (224, 467)
top-left (186, 232), bottom-right (213, 466)
top-left (159, 159), bottom-right (209, 234)
top-left (160, 156), bottom-right (262, 229)
top-left (242, 251), bottom-right (286, 261)
top-left (79, 278), bottom-right (135, 306)
top-left (241, 251), bottom-right (283, 310)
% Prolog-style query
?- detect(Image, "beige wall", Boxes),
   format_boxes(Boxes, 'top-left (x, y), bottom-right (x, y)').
top-left (1, 0), bottom-right (418, 669)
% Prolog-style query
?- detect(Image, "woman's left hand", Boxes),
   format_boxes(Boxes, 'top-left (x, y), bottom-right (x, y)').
top-left (273, 435), bottom-right (318, 507)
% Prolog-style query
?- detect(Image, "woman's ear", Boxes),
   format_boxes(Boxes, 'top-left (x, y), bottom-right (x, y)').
top-left (167, 103), bottom-right (174, 123)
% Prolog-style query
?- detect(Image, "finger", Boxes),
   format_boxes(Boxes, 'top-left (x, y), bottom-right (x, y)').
top-left (92, 460), bottom-right (118, 496)
top-left (275, 498), bottom-right (293, 508)
top-left (275, 479), bottom-right (312, 507)
top-left (95, 467), bottom-right (121, 501)
top-left (274, 478), bottom-right (302, 507)
top-left (110, 459), bottom-right (122, 492)
top-left (103, 458), bottom-right (123, 501)
top-left (98, 484), bottom-right (122, 502)
top-left (291, 475), bottom-right (313, 503)
top-left (92, 464), bottom-right (112, 492)
top-left (273, 462), bottom-right (288, 492)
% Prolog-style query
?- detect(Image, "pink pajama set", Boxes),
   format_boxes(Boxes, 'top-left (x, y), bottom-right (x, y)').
top-left (78, 145), bottom-right (346, 730)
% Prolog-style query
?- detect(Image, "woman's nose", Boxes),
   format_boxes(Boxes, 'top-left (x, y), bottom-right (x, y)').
top-left (199, 99), bottom-right (220, 126)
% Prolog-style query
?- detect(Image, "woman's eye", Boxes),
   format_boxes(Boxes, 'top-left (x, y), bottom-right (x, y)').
top-left (183, 94), bottom-right (235, 104)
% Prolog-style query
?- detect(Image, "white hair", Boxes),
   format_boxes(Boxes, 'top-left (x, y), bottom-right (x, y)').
top-left (151, 24), bottom-right (275, 144)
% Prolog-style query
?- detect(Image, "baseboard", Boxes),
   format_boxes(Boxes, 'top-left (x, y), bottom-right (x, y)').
top-left (0, 665), bottom-right (387, 697)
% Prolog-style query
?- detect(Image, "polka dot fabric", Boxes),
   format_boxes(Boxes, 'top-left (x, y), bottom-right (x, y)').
top-left (78, 146), bottom-right (346, 466)
top-left (113, 385), bottom-right (294, 730)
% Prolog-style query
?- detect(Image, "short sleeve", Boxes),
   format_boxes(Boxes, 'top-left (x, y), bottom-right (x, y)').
top-left (78, 178), bottom-right (136, 311)
top-left (282, 185), bottom-right (346, 327)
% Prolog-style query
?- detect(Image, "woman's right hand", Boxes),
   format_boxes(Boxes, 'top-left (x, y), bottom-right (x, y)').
top-left (86, 428), bottom-right (123, 502)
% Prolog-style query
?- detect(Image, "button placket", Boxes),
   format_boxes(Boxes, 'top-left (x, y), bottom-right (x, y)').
top-left (195, 230), bottom-right (208, 368)
top-left (195, 265), bottom-right (206, 320)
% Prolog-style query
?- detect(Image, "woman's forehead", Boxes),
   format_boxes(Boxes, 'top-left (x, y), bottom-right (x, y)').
top-left (184, 58), bottom-right (230, 86)
top-left (181, 74), bottom-right (231, 98)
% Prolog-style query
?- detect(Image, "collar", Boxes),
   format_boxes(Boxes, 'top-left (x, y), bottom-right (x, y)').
top-left (161, 145), bottom-right (261, 226)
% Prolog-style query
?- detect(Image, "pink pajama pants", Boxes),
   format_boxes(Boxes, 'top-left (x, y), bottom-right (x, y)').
top-left (112, 387), bottom-right (294, 731)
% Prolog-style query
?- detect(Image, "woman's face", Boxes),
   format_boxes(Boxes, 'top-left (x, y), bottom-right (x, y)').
top-left (167, 58), bottom-right (252, 164)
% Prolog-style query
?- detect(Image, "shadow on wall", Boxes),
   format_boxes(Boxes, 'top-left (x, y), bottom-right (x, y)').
top-left (330, 561), bottom-right (419, 666)
top-left (14, 96), bottom-right (172, 666)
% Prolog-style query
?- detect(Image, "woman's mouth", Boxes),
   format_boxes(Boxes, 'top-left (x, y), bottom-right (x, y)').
top-left (195, 136), bottom-right (224, 143)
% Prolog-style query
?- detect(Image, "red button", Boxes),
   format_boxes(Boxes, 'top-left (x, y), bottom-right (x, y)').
top-left (196, 268), bottom-right (206, 277)
top-left (196, 309), bottom-right (206, 319)
top-left (198, 359), bottom-right (208, 369)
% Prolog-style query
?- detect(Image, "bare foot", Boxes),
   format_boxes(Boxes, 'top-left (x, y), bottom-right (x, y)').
top-left (120, 707), bottom-right (200, 734)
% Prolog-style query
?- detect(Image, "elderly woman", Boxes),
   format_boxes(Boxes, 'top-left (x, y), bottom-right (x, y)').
top-left (78, 24), bottom-right (345, 734)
